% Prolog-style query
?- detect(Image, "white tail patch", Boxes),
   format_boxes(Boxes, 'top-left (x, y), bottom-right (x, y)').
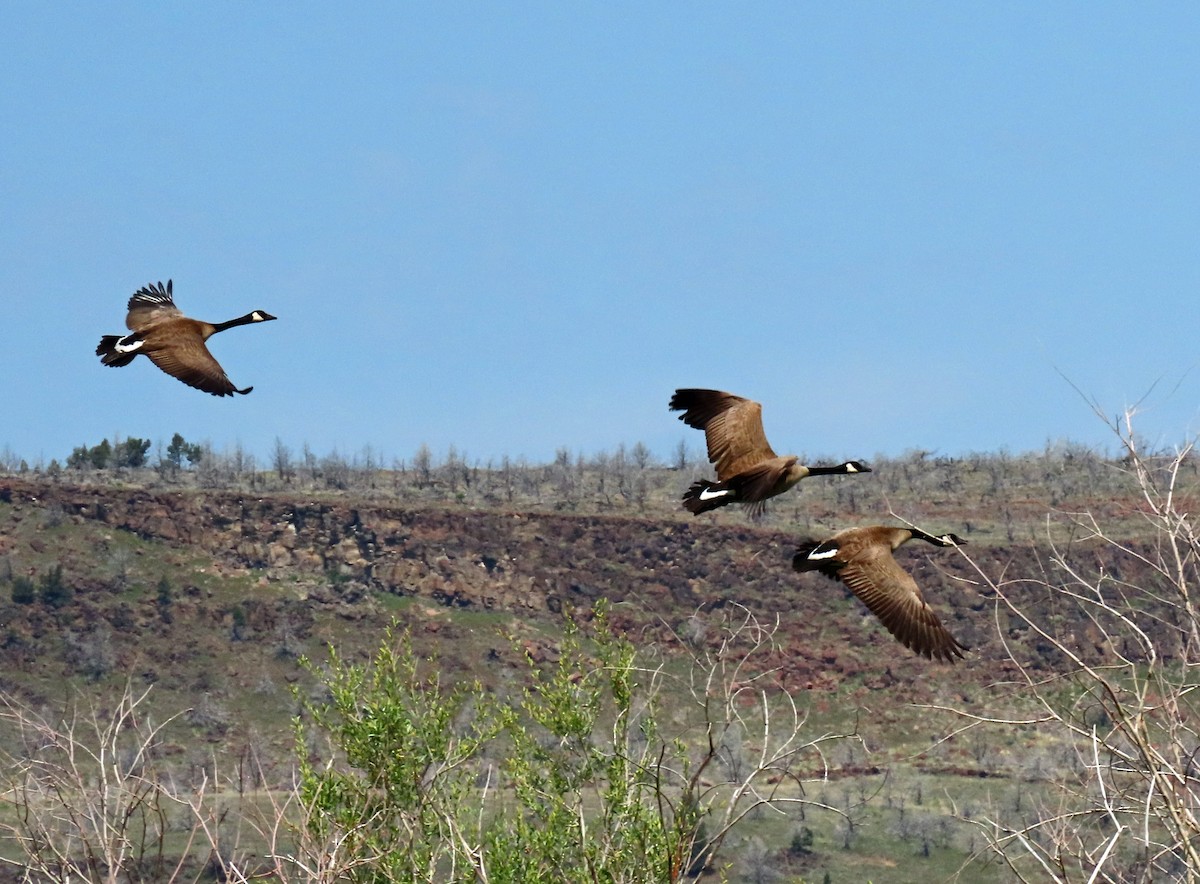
top-left (698, 487), bottom-right (732, 501)
top-left (115, 337), bottom-right (144, 354)
top-left (807, 546), bottom-right (840, 560)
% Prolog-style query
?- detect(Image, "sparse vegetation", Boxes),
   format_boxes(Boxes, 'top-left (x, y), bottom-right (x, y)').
top-left (0, 683), bottom-right (260, 882)
top-left (67, 436), bottom-right (153, 472)
top-left (0, 413), bottom-right (1196, 881)
top-left (37, 563), bottom-right (72, 608)
top-left (165, 432), bottom-right (204, 473)
top-left (943, 408), bottom-right (1200, 882)
top-left (9, 574), bottom-right (35, 605)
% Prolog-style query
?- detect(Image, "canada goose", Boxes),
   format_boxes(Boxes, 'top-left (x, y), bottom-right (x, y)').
top-left (792, 525), bottom-right (968, 662)
top-left (669, 388), bottom-right (870, 516)
top-left (96, 280), bottom-right (276, 396)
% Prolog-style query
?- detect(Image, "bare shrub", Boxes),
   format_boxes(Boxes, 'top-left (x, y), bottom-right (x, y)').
top-left (942, 407), bottom-right (1200, 882)
top-left (0, 683), bottom-right (260, 882)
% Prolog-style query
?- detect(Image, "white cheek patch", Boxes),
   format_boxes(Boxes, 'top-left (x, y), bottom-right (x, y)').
top-left (698, 487), bottom-right (732, 501)
top-left (807, 546), bottom-right (840, 560)
top-left (252, 311), bottom-right (265, 321)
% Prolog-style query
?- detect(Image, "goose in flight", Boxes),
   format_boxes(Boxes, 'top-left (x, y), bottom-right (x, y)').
top-left (793, 525), bottom-right (969, 662)
top-left (97, 279), bottom-right (275, 396)
top-left (669, 388), bottom-right (869, 516)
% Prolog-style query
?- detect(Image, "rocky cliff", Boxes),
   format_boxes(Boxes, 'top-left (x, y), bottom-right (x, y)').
top-left (3, 473), bottom-right (1165, 701)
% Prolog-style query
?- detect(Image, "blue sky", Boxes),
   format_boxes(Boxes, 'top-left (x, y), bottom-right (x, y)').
top-left (3, 4), bottom-right (1198, 469)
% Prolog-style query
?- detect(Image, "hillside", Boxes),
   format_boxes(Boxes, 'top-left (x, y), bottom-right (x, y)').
top-left (0, 453), bottom-right (1191, 882)
top-left (0, 471), bottom-right (1155, 695)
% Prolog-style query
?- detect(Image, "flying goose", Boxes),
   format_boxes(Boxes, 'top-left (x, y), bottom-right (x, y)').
top-left (792, 525), bottom-right (968, 662)
top-left (669, 388), bottom-right (870, 516)
top-left (96, 280), bottom-right (276, 396)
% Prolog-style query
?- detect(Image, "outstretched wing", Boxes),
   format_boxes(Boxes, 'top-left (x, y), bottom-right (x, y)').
top-left (836, 550), bottom-right (966, 662)
top-left (125, 280), bottom-right (181, 331)
top-left (670, 389), bottom-right (777, 481)
top-left (145, 338), bottom-right (244, 397)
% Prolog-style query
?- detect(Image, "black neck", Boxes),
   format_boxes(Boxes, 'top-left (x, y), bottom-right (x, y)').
top-left (212, 313), bottom-right (259, 333)
top-left (909, 527), bottom-right (952, 547)
top-left (807, 463), bottom-right (849, 476)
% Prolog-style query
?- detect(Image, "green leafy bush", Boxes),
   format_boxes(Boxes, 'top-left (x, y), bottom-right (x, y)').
top-left (292, 603), bottom-right (834, 882)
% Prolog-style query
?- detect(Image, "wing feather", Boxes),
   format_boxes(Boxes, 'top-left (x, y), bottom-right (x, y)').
top-left (144, 337), bottom-right (240, 397)
top-left (125, 280), bottom-right (182, 332)
top-left (670, 389), bottom-right (777, 480)
top-left (837, 554), bottom-right (965, 662)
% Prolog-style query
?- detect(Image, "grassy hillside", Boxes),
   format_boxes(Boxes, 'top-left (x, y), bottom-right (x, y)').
top-left (0, 444), bottom-right (1194, 882)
